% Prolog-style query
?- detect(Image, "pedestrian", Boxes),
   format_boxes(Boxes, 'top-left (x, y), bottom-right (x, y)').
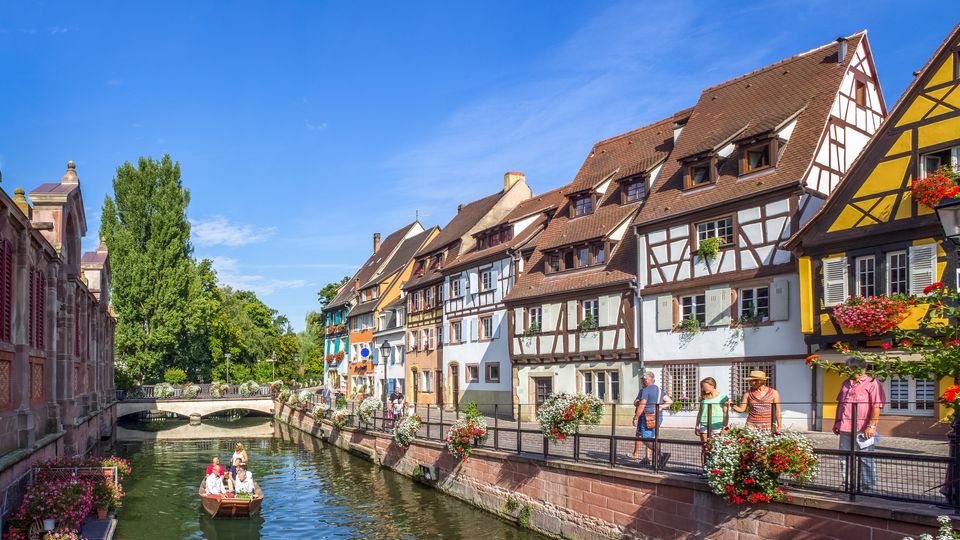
top-left (833, 357), bottom-right (884, 491)
top-left (631, 371), bottom-right (670, 468)
top-left (731, 370), bottom-right (781, 432)
top-left (695, 377), bottom-right (729, 464)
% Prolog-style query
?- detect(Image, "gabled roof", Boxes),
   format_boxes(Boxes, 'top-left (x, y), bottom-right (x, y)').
top-left (787, 25), bottom-right (960, 251)
top-left (325, 221), bottom-right (420, 310)
top-left (635, 33), bottom-right (867, 227)
top-left (361, 227), bottom-right (437, 289)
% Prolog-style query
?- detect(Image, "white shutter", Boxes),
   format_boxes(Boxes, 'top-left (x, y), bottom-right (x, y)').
top-left (597, 296), bottom-right (610, 326)
top-left (493, 313), bottom-right (502, 339)
top-left (770, 278), bottom-right (789, 321)
top-left (822, 257), bottom-right (849, 307)
top-left (566, 301), bottom-right (579, 330)
top-left (469, 319), bottom-right (478, 341)
top-left (909, 244), bottom-right (938, 295)
top-left (491, 265), bottom-right (500, 292)
top-left (705, 286), bottom-right (731, 327)
top-left (656, 295), bottom-right (673, 332)
top-left (468, 272), bottom-right (478, 293)
top-left (514, 308), bottom-right (524, 334)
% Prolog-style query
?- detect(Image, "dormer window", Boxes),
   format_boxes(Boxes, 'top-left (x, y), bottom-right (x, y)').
top-left (544, 241), bottom-right (611, 274)
top-left (572, 195), bottom-right (594, 217)
top-left (622, 177), bottom-right (645, 204)
top-left (684, 157), bottom-right (716, 189)
top-left (547, 254), bottom-right (560, 273)
top-left (430, 255), bottom-right (442, 270)
top-left (414, 260), bottom-right (425, 276)
top-left (738, 139), bottom-right (778, 176)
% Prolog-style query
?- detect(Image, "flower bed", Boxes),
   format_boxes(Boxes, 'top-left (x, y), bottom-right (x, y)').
top-left (357, 398), bottom-right (382, 425)
top-left (912, 165), bottom-right (959, 208)
top-left (535, 393), bottom-right (603, 442)
top-left (705, 427), bottom-right (817, 504)
top-left (331, 408), bottom-right (351, 430)
top-left (445, 417), bottom-right (488, 461)
top-left (393, 415), bottom-right (422, 449)
top-left (831, 294), bottom-right (914, 336)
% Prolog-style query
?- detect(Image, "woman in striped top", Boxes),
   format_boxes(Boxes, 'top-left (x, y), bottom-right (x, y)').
top-left (731, 370), bottom-right (781, 432)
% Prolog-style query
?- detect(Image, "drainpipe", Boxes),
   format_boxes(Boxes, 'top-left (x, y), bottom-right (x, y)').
top-left (632, 227), bottom-right (645, 372)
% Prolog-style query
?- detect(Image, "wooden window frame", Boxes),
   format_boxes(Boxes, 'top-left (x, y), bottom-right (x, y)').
top-left (622, 177), bottom-right (645, 204)
top-left (579, 369), bottom-right (620, 403)
top-left (480, 268), bottom-right (493, 291)
top-left (546, 253), bottom-right (560, 274)
top-left (479, 316), bottom-right (494, 341)
top-left (854, 80), bottom-right (867, 107)
top-left (680, 294), bottom-right (706, 326)
top-left (886, 251), bottom-right (908, 295)
top-left (466, 364), bottom-right (480, 383)
top-left (855, 255), bottom-right (876, 297)
top-left (570, 194), bottom-right (595, 218)
top-left (738, 139), bottom-right (777, 176)
top-left (663, 363), bottom-right (700, 408)
top-left (582, 298), bottom-right (600, 322)
top-left (920, 146), bottom-right (959, 178)
top-left (527, 306), bottom-right (542, 330)
top-left (485, 362), bottom-right (501, 384)
top-left (684, 156), bottom-right (717, 190)
top-left (696, 216), bottom-right (735, 246)
top-left (738, 286), bottom-right (770, 321)
top-left (450, 320), bottom-right (462, 344)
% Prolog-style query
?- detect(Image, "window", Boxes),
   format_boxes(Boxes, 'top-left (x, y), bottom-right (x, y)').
top-left (451, 276), bottom-right (462, 298)
top-left (664, 364), bottom-right (699, 407)
top-left (421, 371), bottom-right (434, 393)
top-left (739, 287), bottom-right (770, 321)
top-left (480, 316), bottom-right (494, 340)
top-left (855, 256), bottom-right (876, 297)
top-left (887, 251), bottom-right (908, 294)
top-left (528, 307), bottom-right (542, 330)
top-left (580, 370), bottom-right (620, 402)
top-left (578, 247), bottom-right (589, 268)
top-left (625, 180), bottom-right (644, 202)
top-left (731, 362), bottom-right (776, 402)
top-left (547, 255), bottom-right (560, 273)
top-left (563, 250), bottom-right (574, 270)
top-left (414, 260), bottom-right (426, 276)
top-left (593, 244), bottom-right (606, 265)
top-left (424, 287), bottom-right (434, 308)
top-left (421, 329), bottom-right (430, 351)
top-left (466, 364), bottom-right (479, 383)
top-left (480, 269), bottom-right (493, 291)
top-left (451, 321), bottom-right (463, 343)
top-left (697, 217), bottom-right (734, 245)
top-left (573, 196), bottom-right (593, 217)
top-left (743, 146), bottom-right (770, 174)
top-left (436, 325), bottom-right (443, 347)
top-left (921, 147), bottom-right (958, 177)
top-left (854, 80), bottom-right (867, 107)
top-left (681, 294), bottom-right (706, 325)
top-left (582, 299), bottom-right (599, 322)
top-left (485, 363), bottom-right (501, 383)
top-left (686, 161), bottom-right (713, 189)
top-left (883, 376), bottom-right (935, 415)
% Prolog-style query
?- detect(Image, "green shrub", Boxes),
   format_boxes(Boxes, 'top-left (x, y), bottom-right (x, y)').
top-left (163, 368), bottom-right (187, 385)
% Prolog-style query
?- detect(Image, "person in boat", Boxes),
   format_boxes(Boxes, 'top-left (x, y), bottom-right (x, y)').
top-left (227, 457), bottom-right (244, 488)
top-left (234, 466), bottom-right (254, 494)
top-left (205, 470), bottom-right (226, 496)
top-left (232, 442), bottom-right (249, 467)
top-left (205, 457), bottom-right (225, 477)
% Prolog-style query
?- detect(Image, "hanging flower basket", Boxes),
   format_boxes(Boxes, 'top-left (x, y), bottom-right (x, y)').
top-left (393, 415), bottom-right (422, 449)
top-left (331, 408), bottom-right (351, 430)
top-left (154, 383), bottom-right (174, 399)
top-left (535, 393), bottom-right (603, 442)
top-left (312, 402), bottom-right (331, 417)
top-left (335, 351), bottom-right (345, 361)
top-left (357, 398), bottom-right (382, 424)
top-left (697, 237), bottom-right (723, 262)
top-left (831, 295), bottom-right (915, 336)
top-left (445, 417), bottom-right (488, 461)
top-left (209, 382), bottom-right (230, 398)
top-left (705, 427), bottom-right (818, 504)
top-left (912, 165), bottom-right (959, 208)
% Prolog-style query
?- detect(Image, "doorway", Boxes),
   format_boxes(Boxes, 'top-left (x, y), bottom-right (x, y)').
top-left (533, 377), bottom-right (553, 408)
top-left (435, 370), bottom-right (444, 406)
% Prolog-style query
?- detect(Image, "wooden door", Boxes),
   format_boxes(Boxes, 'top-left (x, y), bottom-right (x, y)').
top-left (534, 377), bottom-right (553, 408)
top-left (451, 365), bottom-right (460, 409)
top-left (435, 370), bottom-right (444, 405)
top-left (412, 371), bottom-right (419, 404)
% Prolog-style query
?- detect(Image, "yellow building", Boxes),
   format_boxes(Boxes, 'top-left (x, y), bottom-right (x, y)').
top-left (788, 24), bottom-right (960, 437)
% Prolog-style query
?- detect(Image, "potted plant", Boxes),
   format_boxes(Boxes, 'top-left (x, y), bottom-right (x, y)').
top-left (182, 384), bottom-right (201, 398)
top-left (737, 310), bottom-right (764, 327)
top-left (357, 398), bottom-right (382, 425)
top-left (393, 415), bottom-right (422, 449)
top-left (578, 315), bottom-right (599, 336)
top-left (239, 380), bottom-right (261, 397)
top-left (312, 402), bottom-right (331, 417)
top-left (331, 408), bottom-right (351, 430)
top-left (154, 383), bottom-right (175, 399)
top-left (697, 236), bottom-right (723, 262)
top-left (523, 322), bottom-right (541, 338)
top-left (669, 394), bottom-right (690, 413)
top-left (535, 393), bottom-right (603, 442)
top-left (209, 381), bottom-right (230, 398)
top-left (912, 165), bottom-right (959, 208)
top-left (677, 316), bottom-right (701, 335)
top-left (831, 294), bottom-right (915, 336)
top-left (91, 481), bottom-right (112, 519)
top-left (297, 390), bottom-right (312, 410)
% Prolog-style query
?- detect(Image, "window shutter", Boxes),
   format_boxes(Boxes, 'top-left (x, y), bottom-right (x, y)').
top-left (770, 278), bottom-right (790, 321)
top-left (566, 301), bottom-right (578, 330)
top-left (656, 295), bottom-right (673, 332)
top-left (514, 308), bottom-right (523, 335)
top-left (493, 313), bottom-right (502, 339)
top-left (909, 244), bottom-right (938, 296)
top-left (37, 273), bottom-right (45, 349)
top-left (469, 319), bottom-right (478, 342)
top-left (1, 241), bottom-right (10, 342)
top-left (597, 296), bottom-right (609, 326)
top-left (491, 265), bottom-right (500, 291)
top-left (468, 272), bottom-right (478, 293)
top-left (28, 268), bottom-right (34, 348)
top-left (822, 257), bottom-right (848, 307)
top-left (705, 286), bottom-right (731, 327)
top-left (444, 280), bottom-right (450, 300)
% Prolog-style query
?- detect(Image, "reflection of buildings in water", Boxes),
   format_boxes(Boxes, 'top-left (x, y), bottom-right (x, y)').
top-left (198, 510), bottom-right (264, 540)
top-left (117, 417), bottom-right (275, 441)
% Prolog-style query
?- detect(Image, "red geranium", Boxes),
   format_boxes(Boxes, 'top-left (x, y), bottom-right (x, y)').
top-left (832, 295), bottom-right (914, 336)
top-left (912, 166), bottom-right (960, 208)
top-left (940, 385), bottom-right (960, 410)
top-left (924, 282), bottom-right (946, 295)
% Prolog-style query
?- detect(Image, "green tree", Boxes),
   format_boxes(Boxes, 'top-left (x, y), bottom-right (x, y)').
top-left (318, 277), bottom-right (349, 309)
top-left (101, 155), bottom-right (196, 383)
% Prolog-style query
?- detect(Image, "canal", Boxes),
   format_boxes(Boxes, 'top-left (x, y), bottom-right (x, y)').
top-left (114, 417), bottom-right (543, 539)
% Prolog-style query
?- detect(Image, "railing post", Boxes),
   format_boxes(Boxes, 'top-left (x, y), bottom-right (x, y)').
top-left (494, 404), bottom-right (499, 451)
top-left (609, 403), bottom-right (616, 466)
top-left (517, 405), bottom-right (523, 454)
top-left (426, 404), bottom-right (432, 439)
top-left (574, 424), bottom-right (580, 462)
top-left (847, 402), bottom-right (858, 501)
top-left (653, 402), bottom-right (660, 473)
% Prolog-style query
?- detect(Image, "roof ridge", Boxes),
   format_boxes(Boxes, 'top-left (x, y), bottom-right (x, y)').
top-left (701, 31), bottom-right (865, 95)
top-left (591, 114), bottom-right (679, 147)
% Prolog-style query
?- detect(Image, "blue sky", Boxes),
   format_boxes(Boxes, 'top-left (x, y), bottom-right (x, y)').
top-left (0, 2), bottom-right (955, 331)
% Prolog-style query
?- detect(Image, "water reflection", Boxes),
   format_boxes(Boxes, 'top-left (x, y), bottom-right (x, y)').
top-left (115, 419), bottom-right (542, 539)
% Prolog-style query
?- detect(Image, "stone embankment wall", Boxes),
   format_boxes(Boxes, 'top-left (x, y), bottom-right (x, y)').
top-left (275, 403), bottom-right (943, 540)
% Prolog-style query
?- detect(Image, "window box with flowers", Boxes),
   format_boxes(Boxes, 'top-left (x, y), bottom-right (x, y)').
top-left (678, 316), bottom-right (701, 335)
top-left (335, 350), bottom-right (345, 362)
top-left (912, 165), bottom-right (959, 208)
top-left (831, 294), bottom-right (916, 336)
top-left (578, 315), bottom-right (599, 336)
top-left (697, 236), bottom-right (723, 263)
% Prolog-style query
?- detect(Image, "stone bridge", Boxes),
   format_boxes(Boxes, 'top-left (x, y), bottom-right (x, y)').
top-left (117, 397), bottom-right (276, 419)
top-left (117, 418), bottom-right (276, 441)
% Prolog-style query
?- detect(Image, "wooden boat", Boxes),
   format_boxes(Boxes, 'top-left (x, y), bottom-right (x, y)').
top-left (198, 478), bottom-right (264, 517)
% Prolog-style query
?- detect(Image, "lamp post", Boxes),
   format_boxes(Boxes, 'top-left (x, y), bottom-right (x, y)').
top-left (224, 351), bottom-right (231, 386)
top-left (934, 198), bottom-right (960, 506)
top-left (379, 340), bottom-right (391, 403)
top-left (269, 352), bottom-right (277, 381)
top-left (294, 352), bottom-right (301, 381)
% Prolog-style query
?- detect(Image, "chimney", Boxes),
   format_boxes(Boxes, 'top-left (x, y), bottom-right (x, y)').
top-left (373, 232), bottom-right (381, 253)
top-left (835, 37), bottom-right (848, 64)
top-left (354, 278), bottom-right (360, 293)
top-left (457, 203), bottom-right (464, 212)
top-left (504, 171), bottom-right (525, 191)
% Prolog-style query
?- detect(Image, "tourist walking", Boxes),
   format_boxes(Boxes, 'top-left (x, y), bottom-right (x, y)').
top-left (731, 370), bottom-right (781, 432)
top-left (833, 357), bottom-right (884, 491)
top-left (631, 371), bottom-right (670, 468)
top-left (695, 377), bottom-right (729, 463)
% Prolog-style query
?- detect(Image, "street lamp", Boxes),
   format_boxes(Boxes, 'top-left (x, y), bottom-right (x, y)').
top-left (224, 351), bottom-right (231, 386)
top-left (269, 352), bottom-right (277, 381)
top-left (379, 340), bottom-right (391, 402)
top-left (934, 198), bottom-right (960, 505)
top-left (294, 352), bottom-right (301, 380)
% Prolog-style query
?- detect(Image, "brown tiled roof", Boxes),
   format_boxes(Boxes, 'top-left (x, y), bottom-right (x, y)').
top-left (361, 227), bottom-right (437, 288)
top-left (444, 187), bottom-right (565, 272)
top-left (348, 298), bottom-right (378, 317)
top-left (326, 221), bottom-right (420, 309)
top-left (635, 33), bottom-right (865, 226)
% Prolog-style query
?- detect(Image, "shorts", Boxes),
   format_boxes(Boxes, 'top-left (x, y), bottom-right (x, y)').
top-left (637, 413), bottom-right (662, 439)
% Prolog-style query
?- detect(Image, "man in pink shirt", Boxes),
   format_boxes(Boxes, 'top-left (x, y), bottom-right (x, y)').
top-left (832, 357), bottom-right (885, 490)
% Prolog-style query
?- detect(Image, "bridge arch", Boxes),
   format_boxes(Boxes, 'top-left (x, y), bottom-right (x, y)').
top-left (116, 398), bottom-right (276, 419)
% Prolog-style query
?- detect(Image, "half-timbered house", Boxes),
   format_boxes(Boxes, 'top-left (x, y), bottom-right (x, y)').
top-left (634, 33), bottom-right (885, 429)
top-left (504, 116), bottom-right (680, 421)
top-left (402, 173), bottom-right (532, 406)
top-left (787, 24), bottom-right (960, 437)
top-left (440, 184), bottom-right (563, 410)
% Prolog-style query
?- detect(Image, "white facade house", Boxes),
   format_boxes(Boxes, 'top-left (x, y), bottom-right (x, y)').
top-left (375, 301), bottom-right (407, 396)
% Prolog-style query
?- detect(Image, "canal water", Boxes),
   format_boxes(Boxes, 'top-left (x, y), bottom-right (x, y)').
top-left (114, 417), bottom-right (543, 539)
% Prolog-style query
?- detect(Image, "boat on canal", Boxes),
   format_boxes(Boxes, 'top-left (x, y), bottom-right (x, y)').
top-left (198, 479), bottom-right (264, 518)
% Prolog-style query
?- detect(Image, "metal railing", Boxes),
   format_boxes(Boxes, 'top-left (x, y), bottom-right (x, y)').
top-left (293, 396), bottom-right (959, 511)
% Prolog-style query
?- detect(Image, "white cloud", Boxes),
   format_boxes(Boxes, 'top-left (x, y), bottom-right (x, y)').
top-left (211, 256), bottom-right (307, 296)
top-left (305, 120), bottom-right (327, 131)
top-left (192, 216), bottom-right (276, 247)
top-left (48, 26), bottom-right (68, 35)
top-left (105, 79), bottom-right (123, 87)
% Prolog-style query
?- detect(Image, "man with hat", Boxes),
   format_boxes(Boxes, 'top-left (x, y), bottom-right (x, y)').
top-left (833, 357), bottom-right (884, 491)
top-left (731, 370), bottom-right (781, 432)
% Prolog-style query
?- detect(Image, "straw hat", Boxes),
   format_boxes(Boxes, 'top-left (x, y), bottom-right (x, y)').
top-left (744, 370), bottom-right (768, 381)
